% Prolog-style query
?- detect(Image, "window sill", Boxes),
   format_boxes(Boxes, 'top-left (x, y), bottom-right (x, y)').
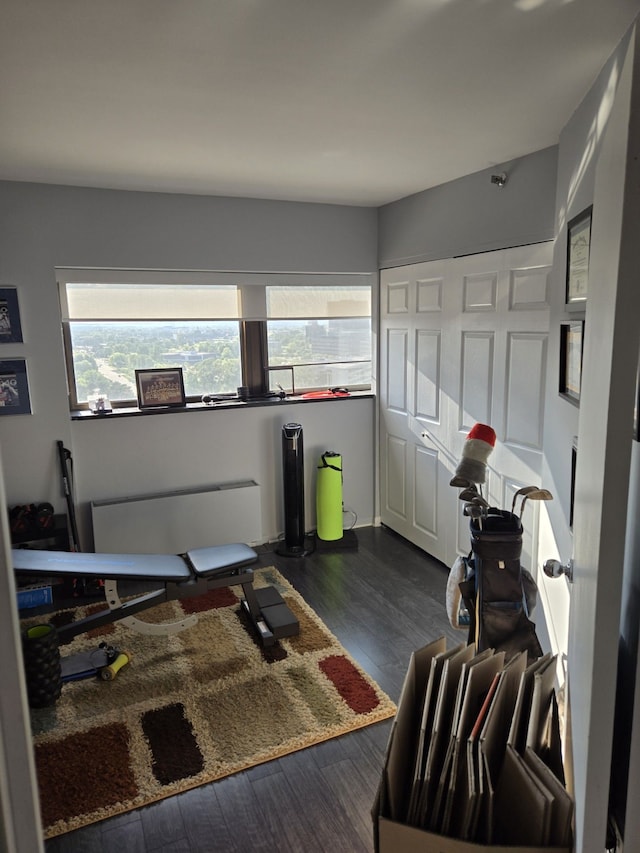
top-left (70, 391), bottom-right (374, 420)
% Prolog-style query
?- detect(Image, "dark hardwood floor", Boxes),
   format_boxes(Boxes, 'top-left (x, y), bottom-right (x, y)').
top-left (44, 525), bottom-right (463, 853)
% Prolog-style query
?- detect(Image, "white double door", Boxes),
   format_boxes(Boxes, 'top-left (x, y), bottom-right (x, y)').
top-left (379, 242), bottom-right (552, 569)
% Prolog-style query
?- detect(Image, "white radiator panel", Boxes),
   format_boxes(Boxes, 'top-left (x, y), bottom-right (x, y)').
top-left (91, 480), bottom-right (262, 554)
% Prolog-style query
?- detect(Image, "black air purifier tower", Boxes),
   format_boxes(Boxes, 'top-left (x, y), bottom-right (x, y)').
top-left (277, 422), bottom-right (309, 556)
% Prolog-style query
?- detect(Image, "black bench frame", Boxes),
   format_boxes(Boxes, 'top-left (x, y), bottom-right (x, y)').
top-left (13, 544), bottom-right (299, 647)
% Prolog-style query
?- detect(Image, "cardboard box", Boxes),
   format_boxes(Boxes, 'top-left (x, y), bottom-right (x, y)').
top-left (373, 640), bottom-right (572, 853)
top-left (378, 818), bottom-right (570, 853)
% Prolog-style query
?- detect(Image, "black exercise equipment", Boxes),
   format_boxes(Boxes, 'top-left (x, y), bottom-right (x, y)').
top-left (276, 422), bottom-right (311, 556)
top-left (21, 623), bottom-right (62, 708)
top-left (56, 440), bottom-right (81, 552)
top-left (12, 543), bottom-right (299, 647)
top-left (61, 643), bottom-right (131, 682)
top-left (9, 502), bottom-right (55, 537)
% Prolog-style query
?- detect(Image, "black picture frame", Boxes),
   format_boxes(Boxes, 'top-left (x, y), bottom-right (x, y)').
top-left (570, 436), bottom-right (578, 529)
top-left (559, 320), bottom-right (584, 406)
top-left (634, 362), bottom-right (640, 442)
top-left (266, 365), bottom-right (295, 396)
top-left (565, 205), bottom-right (592, 308)
top-left (0, 287), bottom-right (23, 343)
top-left (135, 367), bottom-right (186, 409)
top-left (0, 359), bottom-right (31, 415)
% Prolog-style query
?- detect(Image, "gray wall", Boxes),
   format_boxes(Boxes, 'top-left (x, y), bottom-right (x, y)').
top-left (0, 182), bottom-right (378, 546)
top-left (539, 60), bottom-right (610, 564)
top-left (72, 398), bottom-right (375, 551)
top-left (0, 144), bottom-right (561, 548)
top-left (541, 25), bottom-right (638, 579)
top-left (378, 145), bottom-right (558, 268)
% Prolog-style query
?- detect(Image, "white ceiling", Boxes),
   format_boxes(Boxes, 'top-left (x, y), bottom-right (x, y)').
top-left (2, 0), bottom-right (640, 207)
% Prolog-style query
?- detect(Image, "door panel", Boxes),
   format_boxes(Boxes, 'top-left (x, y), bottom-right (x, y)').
top-left (464, 270), bottom-right (497, 311)
top-left (385, 434), bottom-right (407, 519)
top-left (387, 279), bottom-right (410, 313)
top-left (386, 328), bottom-right (408, 411)
top-left (460, 332), bottom-right (494, 428)
top-left (504, 332), bottom-right (546, 449)
top-left (510, 264), bottom-right (549, 309)
top-left (414, 444), bottom-right (438, 537)
top-left (415, 330), bottom-right (440, 421)
top-left (417, 277), bottom-right (442, 312)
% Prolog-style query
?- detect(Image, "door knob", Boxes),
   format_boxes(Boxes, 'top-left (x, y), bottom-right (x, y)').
top-left (543, 558), bottom-right (573, 582)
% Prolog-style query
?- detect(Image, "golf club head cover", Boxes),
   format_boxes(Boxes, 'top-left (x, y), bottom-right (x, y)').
top-left (450, 423), bottom-right (496, 486)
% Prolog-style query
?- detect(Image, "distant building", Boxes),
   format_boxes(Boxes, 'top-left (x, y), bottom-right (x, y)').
top-left (161, 351), bottom-right (216, 363)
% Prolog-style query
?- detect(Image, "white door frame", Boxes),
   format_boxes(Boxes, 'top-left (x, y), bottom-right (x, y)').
top-left (565, 24), bottom-right (640, 852)
top-left (0, 441), bottom-right (44, 853)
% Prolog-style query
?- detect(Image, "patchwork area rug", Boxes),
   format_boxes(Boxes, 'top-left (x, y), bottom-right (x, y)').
top-left (23, 567), bottom-right (396, 839)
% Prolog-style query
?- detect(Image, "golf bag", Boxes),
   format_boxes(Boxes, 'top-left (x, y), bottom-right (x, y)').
top-left (458, 508), bottom-right (542, 663)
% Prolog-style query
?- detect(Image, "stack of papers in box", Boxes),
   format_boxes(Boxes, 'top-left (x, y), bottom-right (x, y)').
top-left (374, 638), bottom-right (573, 851)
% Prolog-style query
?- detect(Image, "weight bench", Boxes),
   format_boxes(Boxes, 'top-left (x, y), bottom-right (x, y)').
top-left (12, 544), bottom-right (299, 647)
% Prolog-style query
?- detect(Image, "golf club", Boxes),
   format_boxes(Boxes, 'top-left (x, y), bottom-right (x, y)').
top-left (459, 486), bottom-right (490, 506)
top-left (510, 485), bottom-right (539, 515)
top-left (463, 502), bottom-right (485, 529)
top-left (458, 484), bottom-right (478, 499)
top-left (519, 488), bottom-right (553, 520)
top-left (463, 501), bottom-right (485, 516)
top-left (450, 474), bottom-right (476, 489)
top-left (469, 495), bottom-right (490, 509)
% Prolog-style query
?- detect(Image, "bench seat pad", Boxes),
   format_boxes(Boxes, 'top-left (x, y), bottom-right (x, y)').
top-left (12, 549), bottom-right (191, 582)
top-left (185, 543), bottom-right (257, 576)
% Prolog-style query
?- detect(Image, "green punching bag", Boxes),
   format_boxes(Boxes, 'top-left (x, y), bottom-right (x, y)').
top-left (316, 451), bottom-right (343, 541)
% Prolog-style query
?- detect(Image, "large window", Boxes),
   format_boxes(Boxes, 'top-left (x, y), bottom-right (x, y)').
top-left (266, 284), bottom-right (371, 393)
top-left (58, 270), bottom-right (372, 409)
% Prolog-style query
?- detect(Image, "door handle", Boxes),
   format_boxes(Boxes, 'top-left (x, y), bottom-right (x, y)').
top-left (543, 558), bottom-right (574, 582)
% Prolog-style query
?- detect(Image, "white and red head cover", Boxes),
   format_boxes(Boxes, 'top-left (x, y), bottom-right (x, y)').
top-left (450, 423), bottom-right (496, 486)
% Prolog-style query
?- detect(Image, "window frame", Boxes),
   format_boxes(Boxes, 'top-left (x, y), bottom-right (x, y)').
top-left (58, 268), bottom-right (373, 411)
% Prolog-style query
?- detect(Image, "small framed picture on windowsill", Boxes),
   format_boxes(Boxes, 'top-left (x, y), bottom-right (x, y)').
top-left (566, 205), bottom-right (592, 309)
top-left (135, 367), bottom-right (186, 409)
top-left (559, 320), bottom-right (584, 406)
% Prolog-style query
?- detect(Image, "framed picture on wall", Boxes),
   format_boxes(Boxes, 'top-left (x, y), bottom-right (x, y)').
top-left (565, 205), bottom-right (592, 308)
top-left (0, 359), bottom-right (31, 415)
top-left (570, 436), bottom-right (578, 528)
top-left (559, 320), bottom-right (584, 406)
top-left (635, 362), bottom-right (640, 442)
top-left (135, 367), bottom-right (186, 409)
top-left (0, 287), bottom-right (23, 343)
